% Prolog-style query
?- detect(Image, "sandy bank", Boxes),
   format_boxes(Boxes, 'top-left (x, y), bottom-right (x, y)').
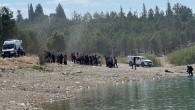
top-left (0, 56), bottom-right (188, 110)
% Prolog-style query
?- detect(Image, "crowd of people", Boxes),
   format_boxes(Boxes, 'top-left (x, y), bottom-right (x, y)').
top-left (71, 52), bottom-right (102, 66)
top-left (105, 56), bottom-right (118, 68)
top-left (44, 51), bottom-right (67, 65)
top-left (40, 51), bottom-right (195, 76)
top-left (42, 51), bottom-right (118, 68)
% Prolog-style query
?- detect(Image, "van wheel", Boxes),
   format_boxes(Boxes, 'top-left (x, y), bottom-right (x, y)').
top-left (141, 62), bottom-right (145, 67)
top-left (129, 61), bottom-right (133, 66)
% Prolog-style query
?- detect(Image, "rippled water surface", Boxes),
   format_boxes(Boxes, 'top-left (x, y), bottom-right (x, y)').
top-left (42, 76), bottom-right (195, 110)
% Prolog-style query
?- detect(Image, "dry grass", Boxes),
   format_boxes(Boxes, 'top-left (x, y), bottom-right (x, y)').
top-left (0, 56), bottom-right (39, 69)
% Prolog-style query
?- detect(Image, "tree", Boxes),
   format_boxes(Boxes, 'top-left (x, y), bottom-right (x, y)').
top-left (16, 10), bottom-right (23, 23)
top-left (166, 2), bottom-right (173, 18)
top-left (56, 3), bottom-right (66, 19)
top-left (127, 9), bottom-right (133, 19)
top-left (46, 30), bottom-right (66, 52)
top-left (14, 2), bottom-right (195, 56)
top-left (148, 8), bottom-right (154, 21)
top-left (34, 4), bottom-right (44, 19)
top-left (173, 3), bottom-right (193, 23)
top-left (28, 3), bottom-right (34, 21)
top-left (142, 3), bottom-right (147, 18)
top-left (83, 12), bottom-right (92, 22)
top-left (72, 11), bottom-right (82, 22)
top-left (154, 6), bottom-right (160, 16)
top-left (150, 35), bottom-right (161, 55)
top-left (119, 6), bottom-right (125, 18)
top-left (0, 7), bottom-right (16, 45)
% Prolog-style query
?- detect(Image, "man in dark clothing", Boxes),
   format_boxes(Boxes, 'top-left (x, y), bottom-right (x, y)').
top-left (64, 53), bottom-right (67, 65)
top-left (113, 57), bottom-right (118, 68)
top-left (71, 53), bottom-right (74, 62)
top-left (187, 66), bottom-right (193, 76)
top-left (105, 56), bottom-right (108, 67)
top-left (17, 47), bottom-right (21, 57)
top-left (132, 57), bottom-right (136, 70)
top-left (108, 57), bottom-right (113, 68)
top-left (59, 53), bottom-right (63, 64)
top-left (51, 52), bottom-right (55, 63)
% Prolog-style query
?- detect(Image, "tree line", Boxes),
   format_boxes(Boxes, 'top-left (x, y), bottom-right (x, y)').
top-left (0, 2), bottom-right (195, 56)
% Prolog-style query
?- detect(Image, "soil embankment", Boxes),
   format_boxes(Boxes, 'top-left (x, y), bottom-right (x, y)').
top-left (0, 56), bottom-right (188, 110)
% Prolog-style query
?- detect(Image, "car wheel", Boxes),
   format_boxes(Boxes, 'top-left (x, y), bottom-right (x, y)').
top-left (141, 62), bottom-right (145, 67)
top-left (129, 61), bottom-right (133, 66)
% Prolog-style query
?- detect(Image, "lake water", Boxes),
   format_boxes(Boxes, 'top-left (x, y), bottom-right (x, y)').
top-left (42, 76), bottom-right (195, 110)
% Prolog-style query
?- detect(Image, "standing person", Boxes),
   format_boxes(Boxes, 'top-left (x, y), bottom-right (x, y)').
top-left (64, 53), bottom-right (67, 65)
top-left (113, 57), bottom-right (118, 68)
top-left (105, 56), bottom-right (108, 67)
top-left (71, 52), bottom-right (74, 62)
top-left (51, 52), bottom-right (56, 63)
top-left (108, 57), bottom-right (113, 68)
top-left (59, 53), bottom-right (63, 64)
top-left (132, 56), bottom-right (136, 70)
top-left (98, 56), bottom-right (102, 66)
top-left (17, 47), bottom-right (21, 57)
top-left (187, 66), bottom-right (193, 76)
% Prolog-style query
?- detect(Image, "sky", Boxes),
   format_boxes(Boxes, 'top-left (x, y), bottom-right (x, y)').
top-left (0, 0), bottom-right (195, 19)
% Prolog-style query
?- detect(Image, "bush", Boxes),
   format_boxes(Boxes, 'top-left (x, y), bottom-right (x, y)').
top-left (167, 46), bottom-right (195, 66)
top-left (32, 65), bottom-right (49, 72)
top-left (140, 53), bottom-right (162, 67)
top-left (38, 52), bottom-right (45, 65)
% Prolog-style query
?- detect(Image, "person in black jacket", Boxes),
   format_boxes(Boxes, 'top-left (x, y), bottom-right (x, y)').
top-left (187, 65), bottom-right (193, 76)
top-left (132, 57), bottom-right (136, 70)
top-left (113, 57), bottom-right (118, 68)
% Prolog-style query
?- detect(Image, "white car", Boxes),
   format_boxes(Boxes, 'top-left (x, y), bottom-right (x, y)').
top-left (126, 56), bottom-right (153, 67)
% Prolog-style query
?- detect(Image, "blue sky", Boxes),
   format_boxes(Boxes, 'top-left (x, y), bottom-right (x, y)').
top-left (0, 0), bottom-right (195, 19)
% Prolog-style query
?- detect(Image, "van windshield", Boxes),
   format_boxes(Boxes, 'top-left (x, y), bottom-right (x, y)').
top-left (3, 44), bottom-right (15, 50)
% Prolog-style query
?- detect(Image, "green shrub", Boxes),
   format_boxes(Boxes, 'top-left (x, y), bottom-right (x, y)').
top-left (38, 52), bottom-right (45, 65)
top-left (140, 53), bottom-right (162, 67)
top-left (167, 46), bottom-right (195, 66)
top-left (32, 65), bottom-right (49, 72)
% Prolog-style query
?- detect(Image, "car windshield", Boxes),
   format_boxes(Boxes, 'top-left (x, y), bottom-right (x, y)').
top-left (3, 44), bottom-right (15, 50)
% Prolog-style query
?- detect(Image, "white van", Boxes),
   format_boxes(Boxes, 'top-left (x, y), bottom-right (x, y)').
top-left (126, 56), bottom-right (153, 67)
top-left (1, 39), bottom-right (23, 58)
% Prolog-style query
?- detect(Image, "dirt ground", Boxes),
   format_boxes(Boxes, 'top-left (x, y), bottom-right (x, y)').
top-left (0, 56), bottom-right (189, 110)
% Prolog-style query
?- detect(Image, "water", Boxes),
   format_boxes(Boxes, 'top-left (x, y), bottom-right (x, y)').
top-left (42, 76), bottom-right (195, 110)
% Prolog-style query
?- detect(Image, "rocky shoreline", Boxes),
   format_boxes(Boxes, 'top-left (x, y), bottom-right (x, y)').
top-left (0, 56), bottom-right (188, 110)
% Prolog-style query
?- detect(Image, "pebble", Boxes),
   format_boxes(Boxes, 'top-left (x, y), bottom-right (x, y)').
top-left (9, 101), bottom-right (16, 105)
top-left (20, 103), bottom-right (25, 106)
top-left (12, 85), bottom-right (16, 88)
top-left (76, 71), bottom-right (82, 73)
